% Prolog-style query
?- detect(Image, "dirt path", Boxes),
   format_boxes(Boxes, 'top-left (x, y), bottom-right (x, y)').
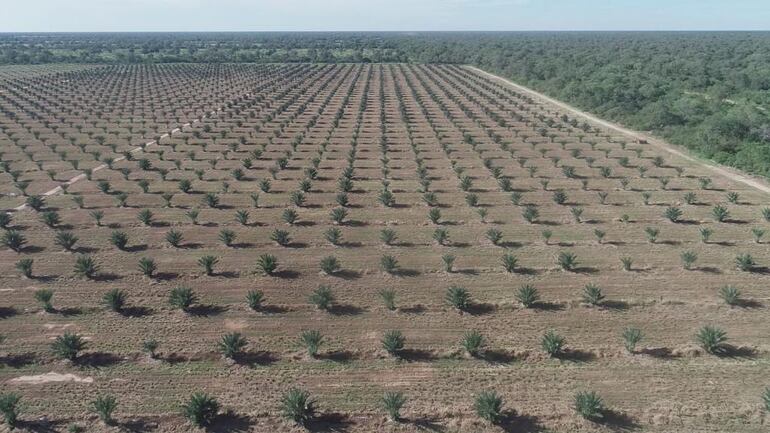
top-left (466, 65), bottom-right (770, 195)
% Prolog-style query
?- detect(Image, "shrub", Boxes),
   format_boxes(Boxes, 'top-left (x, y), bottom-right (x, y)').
top-left (501, 253), bottom-right (517, 273)
top-left (541, 330), bottom-right (565, 357)
top-left (461, 330), bottom-right (484, 357)
top-left (380, 228), bottom-right (397, 246)
top-left (474, 391), bottom-right (503, 425)
top-left (54, 231), bottom-right (78, 251)
top-left (91, 395), bottom-right (118, 425)
top-left (246, 290), bottom-right (264, 311)
top-left (736, 253), bottom-right (756, 272)
top-left (380, 289), bottom-right (397, 311)
top-left (446, 286), bottom-right (471, 312)
top-left (574, 391), bottom-right (604, 420)
top-left (680, 250), bottom-right (698, 270)
top-left (428, 208), bottom-right (441, 224)
top-left (664, 206), bottom-right (682, 223)
top-left (582, 284), bottom-right (604, 306)
top-left (712, 205), bottom-right (730, 222)
top-left (718, 286), bottom-right (740, 306)
top-left (432, 228), bottom-right (449, 246)
top-left (165, 229), bottom-right (183, 248)
top-left (138, 257), bottom-right (156, 277)
top-left (280, 388), bottom-right (315, 426)
top-left (74, 255), bottom-right (98, 279)
top-left (2, 230), bottom-right (26, 252)
top-left (485, 228), bottom-right (503, 246)
top-left (255, 254), bottom-right (278, 275)
top-left (557, 251), bottom-right (578, 271)
top-left (103, 288), bottom-right (126, 312)
top-left (218, 332), bottom-right (247, 359)
top-left (182, 392), bottom-right (219, 427)
top-left (622, 327), bottom-right (643, 353)
top-left (382, 392), bottom-right (406, 422)
top-left (15, 258), bottom-right (33, 278)
top-left (169, 287), bottom-right (197, 312)
top-left (382, 330), bottom-right (405, 356)
top-left (319, 256), bottom-right (341, 275)
top-left (34, 288), bottom-right (54, 313)
top-left (300, 330), bottom-right (323, 357)
top-left (442, 254), bottom-right (455, 272)
top-left (516, 285), bottom-right (539, 308)
top-left (696, 325), bottom-right (727, 355)
top-left (381, 255), bottom-right (399, 274)
top-left (110, 230), bottom-right (129, 250)
top-left (51, 331), bottom-right (86, 361)
top-left (198, 255), bottom-right (218, 276)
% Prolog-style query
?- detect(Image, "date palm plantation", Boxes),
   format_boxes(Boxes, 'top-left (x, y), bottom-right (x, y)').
top-left (0, 25), bottom-right (769, 433)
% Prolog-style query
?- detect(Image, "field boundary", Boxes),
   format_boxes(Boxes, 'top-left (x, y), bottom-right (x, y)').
top-left (465, 65), bottom-right (770, 195)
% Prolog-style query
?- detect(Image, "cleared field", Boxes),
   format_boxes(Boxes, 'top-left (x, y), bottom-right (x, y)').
top-left (1, 63), bottom-right (769, 432)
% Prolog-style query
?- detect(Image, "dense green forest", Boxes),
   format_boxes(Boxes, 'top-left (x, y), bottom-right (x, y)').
top-left (2, 32), bottom-right (769, 177)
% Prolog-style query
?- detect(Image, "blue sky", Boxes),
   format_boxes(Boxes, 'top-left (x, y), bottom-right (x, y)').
top-left (2, 0), bottom-right (769, 32)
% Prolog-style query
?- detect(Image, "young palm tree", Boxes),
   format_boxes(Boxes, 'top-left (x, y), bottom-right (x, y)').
top-left (382, 330), bottom-right (405, 356)
top-left (2, 230), bottom-right (26, 252)
top-left (446, 286), bottom-right (471, 312)
top-left (15, 258), bottom-right (33, 278)
top-left (218, 229), bottom-right (237, 247)
top-left (74, 255), bottom-right (99, 279)
top-left (574, 391), bottom-right (604, 420)
top-left (381, 392), bottom-right (406, 422)
top-left (680, 250), bottom-right (698, 270)
top-left (379, 289), bottom-right (397, 311)
top-left (644, 227), bottom-right (659, 243)
top-left (582, 284), bottom-right (604, 306)
top-left (280, 388), bottom-right (315, 427)
top-left (109, 230), bottom-right (129, 250)
top-left (270, 229), bottom-right (291, 246)
top-left (90, 395), bottom-right (118, 425)
top-left (282, 208), bottom-right (298, 225)
top-left (324, 227), bottom-right (342, 246)
top-left (501, 253), bottom-right (517, 273)
top-left (234, 210), bottom-right (249, 226)
top-left (541, 330), bottom-right (565, 357)
top-left (169, 287), bottom-right (197, 312)
top-left (319, 256), bottom-right (341, 275)
top-left (255, 254), bottom-right (278, 276)
top-left (54, 231), bottom-right (78, 251)
top-left (432, 228), bottom-right (449, 246)
top-left (103, 288), bottom-right (126, 312)
top-left (34, 288), bottom-right (54, 313)
top-left (300, 330), bottom-right (323, 357)
top-left (381, 255), bottom-right (399, 274)
top-left (622, 327), bottom-right (643, 353)
top-left (51, 331), bottom-right (86, 361)
top-left (474, 391), bottom-right (503, 425)
top-left (557, 251), bottom-right (578, 271)
top-left (663, 206), bottom-right (683, 223)
top-left (185, 209), bottom-right (200, 225)
top-left (218, 332), bottom-right (247, 359)
top-left (198, 255), bottom-right (218, 276)
top-left (485, 228), bottom-right (503, 246)
top-left (428, 208), bottom-right (441, 224)
top-left (138, 257), bottom-right (156, 277)
top-left (735, 253), bottom-right (756, 272)
top-left (442, 254), bottom-right (455, 273)
top-left (380, 228), bottom-right (398, 246)
top-left (165, 229), bottom-right (183, 248)
top-left (330, 207), bottom-right (347, 225)
top-left (142, 339), bottom-right (159, 359)
top-left (751, 227), bottom-right (765, 243)
top-left (718, 286), bottom-right (741, 306)
top-left (182, 392), bottom-right (219, 427)
top-left (137, 209), bottom-right (154, 226)
top-left (461, 330), bottom-right (484, 357)
top-left (712, 204), bottom-right (730, 222)
top-left (696, 325), bottom-right (727, 355)
top-left (309, 286), bottom-right (334, 311)
top-left (0, 393), bottom-right (21, 429)
top-left (516, 285), bottom-right (539, 308)
top-left (246, 290), bottom-right (264, 311)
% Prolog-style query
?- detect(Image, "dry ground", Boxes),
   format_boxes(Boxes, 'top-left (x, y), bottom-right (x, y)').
top-left (1, 63), bottom-right (769, 432)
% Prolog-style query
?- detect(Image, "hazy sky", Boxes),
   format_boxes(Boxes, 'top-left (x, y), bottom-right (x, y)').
top-left (2, 0), bottom-right (769, 32)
